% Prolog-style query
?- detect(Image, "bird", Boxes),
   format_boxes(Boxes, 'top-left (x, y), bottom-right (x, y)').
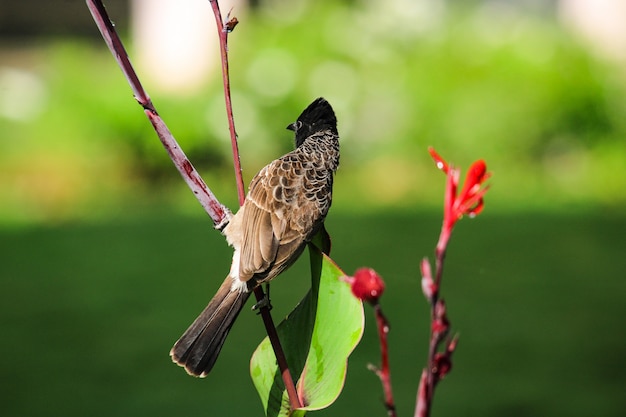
top-left (170, 97), bottom-right (340, 377)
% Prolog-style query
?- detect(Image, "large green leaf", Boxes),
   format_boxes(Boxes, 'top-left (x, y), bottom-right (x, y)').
top-left (250, 243), bottom-right (364, 416)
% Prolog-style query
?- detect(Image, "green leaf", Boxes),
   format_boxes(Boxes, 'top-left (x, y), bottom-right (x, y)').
top-left (250, 242), bottom-right (364, 416)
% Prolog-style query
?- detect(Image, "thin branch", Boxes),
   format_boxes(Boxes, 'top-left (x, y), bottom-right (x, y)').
top-left (208, 0), bottom-right (245, 205)
top-left (417, 235), bottom-right (452, 417)
top-left (427, 244), bottom-right (446, 406)
top-left (85, 0), bottom-right (230, 228)
top-left (258, 301), bottom-right (302, 410)
top-left (371, 303), bottom-right (396, 417)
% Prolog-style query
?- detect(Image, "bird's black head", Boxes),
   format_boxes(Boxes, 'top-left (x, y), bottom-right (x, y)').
top-left (287, 97), bottom-right (338, 147)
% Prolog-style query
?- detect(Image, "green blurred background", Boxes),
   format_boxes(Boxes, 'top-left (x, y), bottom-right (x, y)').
top-left (1, 0), bottom-right (625, 416)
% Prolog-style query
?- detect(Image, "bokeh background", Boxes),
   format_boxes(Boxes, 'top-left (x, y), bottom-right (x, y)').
top-left (1, 0), bottom-right (625, 416)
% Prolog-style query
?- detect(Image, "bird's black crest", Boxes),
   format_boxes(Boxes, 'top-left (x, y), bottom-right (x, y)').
top-left (287, 97), bottom-right (338, 147)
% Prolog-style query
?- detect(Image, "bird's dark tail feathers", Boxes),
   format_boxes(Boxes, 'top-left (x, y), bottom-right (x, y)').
top-left (170, 276), bottom-right (250, 377)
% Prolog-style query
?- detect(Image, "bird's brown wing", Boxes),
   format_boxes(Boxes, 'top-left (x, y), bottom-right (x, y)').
top-left (237, 154), bottom-right (326, 284)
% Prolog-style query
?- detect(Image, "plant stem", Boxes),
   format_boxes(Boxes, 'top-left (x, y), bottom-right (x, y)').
top-left (208, 0), bottom-right (245, 205)
top-left (373, 303), bottom-right (397, 417)
top-left (255, 287), bottom-right (302, 410)
top-left (85, 0), bottom-right (230, 227)
top-left (417, 236), bottom-right (449, 417)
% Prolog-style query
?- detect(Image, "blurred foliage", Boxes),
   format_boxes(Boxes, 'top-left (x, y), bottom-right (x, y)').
top-left (1, 210), bottom-right (624, 416)
top-left (1, 1), bottom-right (626, 224)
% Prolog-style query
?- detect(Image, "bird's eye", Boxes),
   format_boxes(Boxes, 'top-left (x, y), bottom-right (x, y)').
top-left (296, 121), bottom-right (303, 130)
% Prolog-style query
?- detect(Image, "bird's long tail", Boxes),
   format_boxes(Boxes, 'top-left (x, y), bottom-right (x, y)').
top-left (170, 276), bottom-right (250, 377)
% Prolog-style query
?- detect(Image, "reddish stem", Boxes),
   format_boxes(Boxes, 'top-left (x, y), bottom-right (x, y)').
top-left (208, 0), bottom-right (245, 205)
top-left (85, 0), bottom-right (229, 228)
top-left (416, 233), bottom-right (451, 417)
top-left (257, 295), bottom-right (301, 409)
top-left (372, 303), bottom-right (396, 417)
top-left (429, 244), bottom-right (446, 387)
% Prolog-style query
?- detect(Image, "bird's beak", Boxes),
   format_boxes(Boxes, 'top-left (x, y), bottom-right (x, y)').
top-left (286, 122), bottom-right (297, 131)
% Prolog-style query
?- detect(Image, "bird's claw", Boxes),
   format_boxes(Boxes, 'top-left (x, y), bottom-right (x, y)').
top-left (252, 294), bottom-right (272, 313)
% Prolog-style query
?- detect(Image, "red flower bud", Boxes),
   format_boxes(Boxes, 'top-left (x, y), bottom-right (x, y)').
top-left (432, 299), bottom-right (450, 342)
top-left (432, 335), bottom-right (459, 381)
top-left (345, 268), bottom-right (385, 304)
top-left (433, 352), bottom-right (452, 380)
top-left (420, 258), bottom-right (437, 301)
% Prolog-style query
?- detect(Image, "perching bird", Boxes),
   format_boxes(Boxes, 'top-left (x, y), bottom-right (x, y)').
top-left (170, 97), bottom-right (340, 377)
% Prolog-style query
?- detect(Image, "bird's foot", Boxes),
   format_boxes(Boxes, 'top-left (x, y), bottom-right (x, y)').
top-left (252, 287), bottom-right (273, 313)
